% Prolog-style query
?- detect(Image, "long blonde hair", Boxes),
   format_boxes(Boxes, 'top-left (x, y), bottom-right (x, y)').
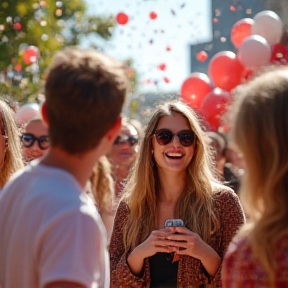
top-left (89, 155), bottom-right (115, 214)
top-left (122, 101), bottom-right (219, 252)
top-left (233, 69), bottom-right (288, 285)
top-left (0, 100), bottom-right (24, 188)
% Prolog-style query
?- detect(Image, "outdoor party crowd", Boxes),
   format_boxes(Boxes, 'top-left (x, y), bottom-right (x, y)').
top-left (0, 47), bottom-right (287, 288)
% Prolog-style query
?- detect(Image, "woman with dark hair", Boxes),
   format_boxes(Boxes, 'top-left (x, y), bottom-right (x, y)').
top-left (222, 69), bottom-right (288, 287)
top-left (110, 101), bottom-right (245, 287)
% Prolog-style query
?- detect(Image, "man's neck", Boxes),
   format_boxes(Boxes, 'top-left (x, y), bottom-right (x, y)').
top-left (40, 147), bottom-right (99, 189)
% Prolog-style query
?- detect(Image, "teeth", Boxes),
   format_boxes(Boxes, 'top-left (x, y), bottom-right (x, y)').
top-left (166, 153), bottom-right (182, 157)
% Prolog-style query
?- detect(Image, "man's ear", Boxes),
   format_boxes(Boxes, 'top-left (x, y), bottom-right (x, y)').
top-left (41, 102), bottom-right (49, 126)
top-left (106, 117), bottom-right (122, 142)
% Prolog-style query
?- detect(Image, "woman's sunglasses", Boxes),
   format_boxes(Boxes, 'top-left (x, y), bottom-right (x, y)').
top-left (21, 133), bottom-right (49, 150)
top-left (154, 129), bottom-right (195, 147)
top-left (113, 135), bottom-right (139, 147)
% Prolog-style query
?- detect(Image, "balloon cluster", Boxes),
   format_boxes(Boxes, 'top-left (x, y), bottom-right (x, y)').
top-left (180, 10), bottom-right (286, 131)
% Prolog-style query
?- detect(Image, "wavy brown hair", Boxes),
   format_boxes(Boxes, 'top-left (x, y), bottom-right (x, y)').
top-left (89, 155), bottom-right (115, 214)
top-left (0, 100), bottom-right (23, 188)
top-left (233, 69), bottom-right (288, 286)
top-left (122, 101), bottom-right (219, 252)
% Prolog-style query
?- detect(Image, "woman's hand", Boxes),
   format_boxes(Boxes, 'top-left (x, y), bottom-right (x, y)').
top-left (165, 226), bottom-right (221, 276)
top-left (136, 229), bottom-right (175, 258)
top-left (127, 228), bottom-right (175, 276)
top-left (164, 226), bottom-right (207, 259)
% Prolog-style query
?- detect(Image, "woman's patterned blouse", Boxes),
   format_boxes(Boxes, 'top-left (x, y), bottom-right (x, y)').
top-left (109, 185), bottom-right (245, 288)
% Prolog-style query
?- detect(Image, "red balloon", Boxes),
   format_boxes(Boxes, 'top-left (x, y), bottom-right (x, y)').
top-left (180, 73), bottom-right (213, 110)
top-left (14, 64), bottom-right (22, 72)
top-left (116, 12), bottom-right (129, 25)
top-left (199, 88), bottom-right (232, 131)
top-left (196, 51), bottom-right (208, 62)
top-left (14, 23), bottom-right (22, 30)
top-left (231, 18), bottom-right (254, 48)
top-left (270, 44), bottom-right (288, 65)
top-left (150, 12), bottom-right (157, 20)
top-left (23, 47), bottom-right (38, 65)
top-left (209, 51), bottom-right (244, 91)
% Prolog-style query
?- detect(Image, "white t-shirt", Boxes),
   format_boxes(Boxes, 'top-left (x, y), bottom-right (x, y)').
top-left (0, 161), bottom-right (109, 288)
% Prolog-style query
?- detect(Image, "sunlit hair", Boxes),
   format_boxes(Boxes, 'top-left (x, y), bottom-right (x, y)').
top-left (233, 68), bottom-right (288, 286)
top-left (89, 156), bottom-right (115, 215)
top-left (0, 100), bottom-right (24, 188)
top-left (45, 47), bottom-right (128, 154)
top-left (122, 100), bottom-right (219, 252)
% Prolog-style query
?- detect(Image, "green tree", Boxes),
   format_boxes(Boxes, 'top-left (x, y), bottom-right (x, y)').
top-left (0, 0), bottom-right (115, 103)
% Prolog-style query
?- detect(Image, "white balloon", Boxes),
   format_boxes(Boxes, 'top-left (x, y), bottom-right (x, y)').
top-left (16, 102), bottom-right (40, 125)
top-left (238, 35), bottom-right (271, 68)
top-left (251, 10), bottom-right (283, 45)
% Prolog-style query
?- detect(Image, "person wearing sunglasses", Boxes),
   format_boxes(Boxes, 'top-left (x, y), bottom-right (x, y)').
top-left (21, 116), bottom-right (49, 163)
top-left (107, 118), bottom-right (141, 198)
top-left (110, 101), bottom-right (245, 288)
top-left (0, 99), bottom-right (23, 188)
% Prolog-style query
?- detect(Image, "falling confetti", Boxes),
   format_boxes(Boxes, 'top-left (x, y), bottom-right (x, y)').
top-left (215, 8), bottom-right (221, 17)
top-left (180, 3), bottom-right (186, 8)
top-left (150, 12), bottom-right (157, 20)
top-left (158, 64), bottom-right (166, 70)
top-left (230, 6), bottom-right (236, 11)
top-left (171, 9), bottom-right (176, 16)
top-left (164, 77), bottom-right (170, 83)
top-left (196, 51), bottom-right (208, 62)
top-left (166, 46), bottom-right (171, 51)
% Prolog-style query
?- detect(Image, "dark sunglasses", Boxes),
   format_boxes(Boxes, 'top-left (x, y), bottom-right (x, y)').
top-left (21, 133), bottom-right (49, 150)
top-left (154, 129), bottom-right (195, 147)
top-left (113, 135), bottom-right (139, 147)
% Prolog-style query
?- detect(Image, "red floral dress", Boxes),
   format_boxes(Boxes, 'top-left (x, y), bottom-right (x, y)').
top-left (222, 235), bottom-right (288, 288)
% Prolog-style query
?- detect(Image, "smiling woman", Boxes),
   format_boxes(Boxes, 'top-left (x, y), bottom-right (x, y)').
top-left (109, 100), bottom-right (245, 288)
top-left (107, 118), bottom-right (142, 198)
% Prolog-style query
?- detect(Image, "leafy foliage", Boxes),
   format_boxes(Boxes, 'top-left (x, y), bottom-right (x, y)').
top-left (0, 0), bottom-right (115, 103)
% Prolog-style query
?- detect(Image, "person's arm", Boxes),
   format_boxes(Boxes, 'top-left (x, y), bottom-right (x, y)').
top-left (165, 188), bottom-right (245, 283)
top-left (109, 202), bottom-right (174, 287)
top-left (208, 188), bottom-right (245, 285)
top-left (165, 226), bottom-right (221, 276)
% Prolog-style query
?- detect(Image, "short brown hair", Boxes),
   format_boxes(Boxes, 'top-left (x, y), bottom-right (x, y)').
top-left (45, 47), bottom-right (128, 154)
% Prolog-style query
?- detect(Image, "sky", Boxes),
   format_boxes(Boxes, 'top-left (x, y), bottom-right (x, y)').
top-left (81, 0), bottom-right (212, 93)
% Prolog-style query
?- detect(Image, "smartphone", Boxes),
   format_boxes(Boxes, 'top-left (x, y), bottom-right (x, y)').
top-left (164, 219), bottom-right (185, 228)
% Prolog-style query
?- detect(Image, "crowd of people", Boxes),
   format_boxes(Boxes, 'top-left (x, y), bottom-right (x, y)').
top-left (0, 47), bottom-right (287, 288)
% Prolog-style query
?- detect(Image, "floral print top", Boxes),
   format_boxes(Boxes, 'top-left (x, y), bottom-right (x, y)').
top-left (222, 234), bottom-right (288, 288)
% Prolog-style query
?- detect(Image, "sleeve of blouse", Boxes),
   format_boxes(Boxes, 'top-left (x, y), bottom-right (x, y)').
top-left (109, 202), bottom-right (149, 288)
top-left (209, 188), bottom-right (246, 287)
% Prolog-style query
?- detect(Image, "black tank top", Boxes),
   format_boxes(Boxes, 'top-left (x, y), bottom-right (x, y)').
top-left (149, 252), bottom-right (178, 288)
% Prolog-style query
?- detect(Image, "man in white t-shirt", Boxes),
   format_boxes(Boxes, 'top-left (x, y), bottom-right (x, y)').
top-left (0, 48), bottom-right (128, 288)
